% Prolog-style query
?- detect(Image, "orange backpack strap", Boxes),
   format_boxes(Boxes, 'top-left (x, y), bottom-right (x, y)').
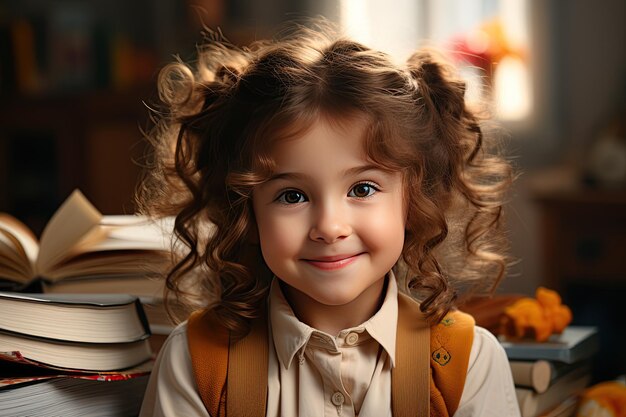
top-left (226, 310), bottom-right (268, 417)
top-left (186, 308), bottom-right (269, 417)
top-left (393, 292), bottom-right (431, 417)
top-left (187, 309), bottom-right (229, 417)
top-left (429, 309), bottom-right (475, 417)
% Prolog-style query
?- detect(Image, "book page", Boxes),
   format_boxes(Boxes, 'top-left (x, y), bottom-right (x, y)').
top-left (37, 190), bottom-right (102, 277)
top-left (0, 215), bottom-right (38, 281)
top-left (0, 214), bottom-right (39, 265)
top-left (43, 252), bottom-right (170, 280)
top-left (101, 215), bottom-right (174, 248)
top-left (39, 213), bottom-right (175, 281)
top-left (48, 216), bottom-right (175, 257)
top-left (0, 231), bottom-right (33, 282)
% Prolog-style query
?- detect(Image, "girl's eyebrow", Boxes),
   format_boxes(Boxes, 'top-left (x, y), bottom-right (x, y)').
top-left (266, 164), bottom-right (386, 183)
top-left (344, 164), bottom-right (387, 177)
top-left (265, 172), bottom-right (308, 183)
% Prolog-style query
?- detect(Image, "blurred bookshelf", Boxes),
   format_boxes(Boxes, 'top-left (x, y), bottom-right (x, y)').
top-left (0, 0), bottom-right (199, 235)
top-left (0, 0), bottom-right (326, 234)
top-left (530, 169), bottom-right (626, 383)
top-left (0, 89), bottom-right (153, 234)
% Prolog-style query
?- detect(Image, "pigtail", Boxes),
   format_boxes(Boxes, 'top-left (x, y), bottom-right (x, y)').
top-left (137, 29), bottom-right (274, 337)
top-left (403, 50), bottom-right (512, 323)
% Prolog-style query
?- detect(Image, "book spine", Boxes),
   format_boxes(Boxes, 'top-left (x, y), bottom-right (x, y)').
top-left (510, 359), bottom-right (552, 394)
top-left (134, 298), bottom-right (152, 338)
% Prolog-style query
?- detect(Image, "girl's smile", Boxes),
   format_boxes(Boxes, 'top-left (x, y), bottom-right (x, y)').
top-left (302, 253), bottom-right (364, 271)
top-left (252, 115), bottom-right (406, 334)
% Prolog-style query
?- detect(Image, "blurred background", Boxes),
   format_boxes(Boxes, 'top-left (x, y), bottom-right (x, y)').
top-left (0, 0), bottom-right (624, 379)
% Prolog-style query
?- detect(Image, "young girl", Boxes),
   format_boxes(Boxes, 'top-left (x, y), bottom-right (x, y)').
top-left (138, 23), bottom-right (520, 417)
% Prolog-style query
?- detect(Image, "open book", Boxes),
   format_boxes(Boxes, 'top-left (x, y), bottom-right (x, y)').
top-left (0, 190), bottom-right (174, 290)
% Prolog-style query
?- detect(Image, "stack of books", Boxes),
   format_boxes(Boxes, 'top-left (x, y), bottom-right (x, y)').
top-left (0, 292), bottom-right (153, 416)
top-left (0, 189), bottom-right (178, 350)
top-left (500, 326), bottom-right (599, 417)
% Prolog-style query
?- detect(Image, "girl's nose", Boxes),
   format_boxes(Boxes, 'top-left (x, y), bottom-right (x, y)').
top-left (308, 204), bottom-right (352, 243)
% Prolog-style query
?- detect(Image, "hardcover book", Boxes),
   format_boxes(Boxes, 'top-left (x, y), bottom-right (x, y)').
top-left (0, 292), bottom-right (152, 371)
top-left (0, 292), bottom-right (151, 343)
top-left (499, 326), bottom-right (599, 364)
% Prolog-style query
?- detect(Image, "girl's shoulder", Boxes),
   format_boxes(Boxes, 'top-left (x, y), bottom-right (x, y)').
top-left (467, 325), bottom-right (510, 372)
top-left (155, 321), bottom-right (192, 367)
top-left (159, 321), bottom-right (189, 347)
top-left (455, 325), bottom-right (521, 416)
top-left (140, 321), bottom-right (211, 417)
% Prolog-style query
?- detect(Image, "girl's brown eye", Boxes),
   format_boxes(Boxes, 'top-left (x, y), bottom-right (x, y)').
top-left (349, 183), bottom-right (376, 198)
top-left (279, 190), bottom-right (306, 204)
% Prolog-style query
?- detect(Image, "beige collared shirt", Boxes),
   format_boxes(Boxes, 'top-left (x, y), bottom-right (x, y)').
top-left (140, 276), bottom-right (521, 417)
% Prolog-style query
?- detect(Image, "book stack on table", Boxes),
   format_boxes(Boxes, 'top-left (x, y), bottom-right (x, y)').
top-left (0, 292), bottom-right (153, 416)
top-left (0, 189), bottom-right (179, 352)
top-left (500, 326), bottom-right (600, 417)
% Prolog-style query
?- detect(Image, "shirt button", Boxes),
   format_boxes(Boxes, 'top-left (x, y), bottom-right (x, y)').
top-left (331, 392), bottom-right (345, 406)
top-left (345, 332), bottom-right (359, 346)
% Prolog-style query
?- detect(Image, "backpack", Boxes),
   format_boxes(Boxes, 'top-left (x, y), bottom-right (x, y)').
top-left (187, 292), bottom-right (474, 417)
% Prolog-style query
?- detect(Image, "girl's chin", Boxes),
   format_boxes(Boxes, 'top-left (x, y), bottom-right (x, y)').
top-left (285, 284), bottom-right (361, 309)
top-left (308, 286), bottom-right (379, 309)
top-left (311, 295), bottom-right (359, 308)
top-left (279, 276), bottom-right (386, 312)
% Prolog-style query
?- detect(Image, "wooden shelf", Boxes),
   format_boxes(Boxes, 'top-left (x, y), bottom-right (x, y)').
top-left (532, 184), bottom-right (626, 289)
top-left (0, 87), bottom-right (157, 234)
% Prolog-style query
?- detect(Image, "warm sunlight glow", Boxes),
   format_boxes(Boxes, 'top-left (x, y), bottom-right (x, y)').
top-left (495, 55), bottom-right (531, 120)
top-left (340, 0), bottom-right (372, 45)
top-left (340, 0), bottom-right (421, 64)
top-left (340, 0), bottom-right (532, 123)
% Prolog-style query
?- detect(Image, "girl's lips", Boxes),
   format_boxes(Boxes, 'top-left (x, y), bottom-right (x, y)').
top-left (303, 254), bottom-right (362, 271)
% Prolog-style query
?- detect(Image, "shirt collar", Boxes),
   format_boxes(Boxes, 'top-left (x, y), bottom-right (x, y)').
top-left (268, 271), bottom-right (399, 370)
top-left (363, 272), bottom-right (398, 367)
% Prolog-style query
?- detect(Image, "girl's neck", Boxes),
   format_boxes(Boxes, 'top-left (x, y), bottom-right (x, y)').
top-left (279, 278), bottom-right (388, 337)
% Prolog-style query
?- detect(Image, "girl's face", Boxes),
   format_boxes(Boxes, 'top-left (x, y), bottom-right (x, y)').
top-left (252, 116), bottom-right (406, 320)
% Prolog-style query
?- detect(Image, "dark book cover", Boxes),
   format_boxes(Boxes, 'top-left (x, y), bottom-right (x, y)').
top-left (500, 326), bottom-right (599, 364)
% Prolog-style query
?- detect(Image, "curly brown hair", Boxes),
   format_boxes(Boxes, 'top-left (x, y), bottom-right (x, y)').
top-left (136, 23), bottom-right (513, 338)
